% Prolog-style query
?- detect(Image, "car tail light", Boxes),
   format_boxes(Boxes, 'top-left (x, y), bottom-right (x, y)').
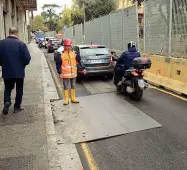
top-left (109, 56), bottom-right (114, 63)
top-left (132, 71), bottom-right (139, 76)
top-left (141, 71), bottom-right (145, 76)
top-left (89, 46), bottom-right (98, 48)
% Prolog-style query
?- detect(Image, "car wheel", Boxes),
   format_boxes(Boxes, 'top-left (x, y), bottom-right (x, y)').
top-left (76, 76), bottom-right (82, 82)
top-left (107, 74), bottom-right (114, 80)
top-left (47, 49), bottom-right (51, 53)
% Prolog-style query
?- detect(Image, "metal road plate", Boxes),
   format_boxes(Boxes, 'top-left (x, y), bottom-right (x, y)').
top-left (52, 93), bottom-right (162, 144)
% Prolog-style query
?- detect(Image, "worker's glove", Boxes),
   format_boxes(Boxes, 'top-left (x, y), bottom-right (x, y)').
top-left (82, 69), bottom-right (87, 75)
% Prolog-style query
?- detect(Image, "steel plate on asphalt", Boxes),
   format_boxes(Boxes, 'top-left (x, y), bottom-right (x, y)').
top-left (52, 93), bottom-right (162, 144)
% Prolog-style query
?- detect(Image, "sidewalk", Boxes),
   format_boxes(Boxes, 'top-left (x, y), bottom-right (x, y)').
top-left (0, 43), bottom-right (60, 170)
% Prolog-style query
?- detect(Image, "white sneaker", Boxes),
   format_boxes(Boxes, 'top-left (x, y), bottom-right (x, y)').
top-left (117, 81), bottom-right (123, 86)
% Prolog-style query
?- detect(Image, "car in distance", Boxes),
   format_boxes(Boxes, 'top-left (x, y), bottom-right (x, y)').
top-left (47, 39), bottom-right (61, 53)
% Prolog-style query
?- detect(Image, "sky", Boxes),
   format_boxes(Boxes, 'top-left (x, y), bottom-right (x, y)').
top-left (34, 0), bottom-right (72, 15)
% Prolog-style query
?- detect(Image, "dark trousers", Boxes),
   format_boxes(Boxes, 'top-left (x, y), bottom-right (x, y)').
top-left (3, 78), bottom-right (24, 108)
top-left (114, 67), bottom-right (124, 85)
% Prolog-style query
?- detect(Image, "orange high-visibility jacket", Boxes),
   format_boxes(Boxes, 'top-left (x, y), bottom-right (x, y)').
top-left (61, 51), bottom-right (77, 79)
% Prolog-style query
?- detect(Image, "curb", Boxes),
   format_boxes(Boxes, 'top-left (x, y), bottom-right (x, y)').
top-left (41, 52), bottom-right (62, 170)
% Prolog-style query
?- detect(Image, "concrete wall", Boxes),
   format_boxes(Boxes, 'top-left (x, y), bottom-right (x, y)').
top-left (0, 0), bottom-right (31, 43)
top-left (144, 55), bottom-right (187, 95)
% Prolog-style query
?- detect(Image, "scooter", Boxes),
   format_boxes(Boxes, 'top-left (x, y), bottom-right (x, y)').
top-left (38, 40), bottom-right (45, 48)
top-left (111, 52), bottom-right (151, 101)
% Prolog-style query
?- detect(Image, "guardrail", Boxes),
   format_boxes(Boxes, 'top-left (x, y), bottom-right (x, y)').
top-left (144, 55), bottom-right (187, 95)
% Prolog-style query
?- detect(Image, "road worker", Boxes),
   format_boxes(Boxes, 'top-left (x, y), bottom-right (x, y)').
top-left (55, 39), bottom-right (86, 105)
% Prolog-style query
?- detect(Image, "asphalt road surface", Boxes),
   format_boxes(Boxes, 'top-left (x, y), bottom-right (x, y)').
top-left (44, 49), bottom-right (187, 170)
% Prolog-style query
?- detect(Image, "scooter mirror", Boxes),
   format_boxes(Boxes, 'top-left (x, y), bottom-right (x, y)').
top-left (111, 51), bottom-right (116, 55)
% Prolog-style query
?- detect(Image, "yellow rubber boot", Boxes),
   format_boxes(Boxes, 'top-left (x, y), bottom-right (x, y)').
top-left (63, 90), bottom-right (69, 105)
top-left (71, 89), bottom-right (79, 103)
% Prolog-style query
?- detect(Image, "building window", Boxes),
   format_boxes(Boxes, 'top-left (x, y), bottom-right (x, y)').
top-left (138, 18), bottom-right (142, 25)
top-left (25, 11), bottom-right (27, 23)
top-left (3, 0), bottom-right (8, 13)
top-left (3, 12), bottom-right (6, 37)
top-left (16, 6), bottom-right (19, 21)
top-left (11, 0), bottom-right (15, 18)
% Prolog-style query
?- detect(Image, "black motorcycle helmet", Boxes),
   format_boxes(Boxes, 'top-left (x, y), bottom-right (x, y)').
top-left (128, 41), bottom-right (136, 49)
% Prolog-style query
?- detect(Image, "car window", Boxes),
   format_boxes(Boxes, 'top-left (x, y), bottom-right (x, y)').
top-left (80, 47), bottom-right (109, 56)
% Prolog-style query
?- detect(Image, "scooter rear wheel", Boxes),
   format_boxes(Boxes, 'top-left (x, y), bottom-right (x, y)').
top-left (131, 88), bottom-right (143, 101)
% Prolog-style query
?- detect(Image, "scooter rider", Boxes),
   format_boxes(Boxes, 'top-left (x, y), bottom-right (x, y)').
top-left (112, 41), bottom-right (141, 85)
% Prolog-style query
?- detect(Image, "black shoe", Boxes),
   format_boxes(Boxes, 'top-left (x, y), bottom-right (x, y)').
top-left (2, 102), bottom-right (11, 115)
top-left (14, 106), bottom-right (24, 113)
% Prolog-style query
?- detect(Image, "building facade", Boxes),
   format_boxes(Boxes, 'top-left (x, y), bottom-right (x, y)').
top-left (116, 0), bottom-right (144, 38)
top-left (0, 0), bottom-right (36, 43)
top-left (116, 0), bottom-right (144, 10)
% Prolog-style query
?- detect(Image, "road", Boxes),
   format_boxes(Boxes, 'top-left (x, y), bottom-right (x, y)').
top-left (44, 49), bottom-right (187, 170)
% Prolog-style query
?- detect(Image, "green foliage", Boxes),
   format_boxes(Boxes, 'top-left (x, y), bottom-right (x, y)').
top-left (132, 0), bottom-right (145, 6)
top-left (71, 7), bottom-right (84, 25)
top-left (58, 6), bottom-right (83, 31)
top-left (61, 8), bottom-right (73, 27)
top-left (31, 15), bottom-right (48, 31)
top-left (41, 4), bottom-right (60, 22)
top-left (74, 0), bottom-right (116, 21)
top-left (41, 4), bottom-right (61, 31)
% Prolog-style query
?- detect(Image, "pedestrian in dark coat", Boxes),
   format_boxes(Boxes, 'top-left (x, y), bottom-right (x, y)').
top-left (0, 27), bottom-right (31, 115)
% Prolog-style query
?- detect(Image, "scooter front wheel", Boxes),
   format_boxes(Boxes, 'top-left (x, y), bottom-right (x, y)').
top-left (116, 85), bottom-right (121, 92)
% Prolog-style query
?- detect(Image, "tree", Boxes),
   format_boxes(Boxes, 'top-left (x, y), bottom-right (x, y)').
top-left (61, 8), bottom-right (73, 27)
top-left (41, 4), bottom-right (61, 31)
top-left (57, 6), bottom-right (84, 31)
top-left (132, 0), bottom-right (146, 6)
top-left (41, 4), bottom-right (60, 22)
top-left (31, 15), bottom-right (48, 31)
top-left (71, 7), bottom-right (84, 25)
top-left (74, 0), bottom-right (116, 21)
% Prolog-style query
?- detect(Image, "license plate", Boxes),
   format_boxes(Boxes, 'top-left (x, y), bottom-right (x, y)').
top-left (88, 60), bottom-right (104, 63)
top-left (42, 42), bottom-right (45, 45)
top-left (138, 79), bottom-right (145, 88)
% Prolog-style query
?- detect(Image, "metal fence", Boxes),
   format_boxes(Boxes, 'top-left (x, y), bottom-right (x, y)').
top-left (45, 31), bottom-right (56, 38)
top-left (74, 24), bottom-right (83, 44)
top-left (144, 0), bottom-right (187, 58)
top-left (64, 5), bottom-right (138, 52)
top-left (64, 27), bottom-right (74, 41)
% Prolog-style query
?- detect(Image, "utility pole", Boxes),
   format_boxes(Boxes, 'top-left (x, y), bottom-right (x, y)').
top-left (168, 0), bottom-right (173, 58)
top-left (83, 2), bottom-right (86, 43)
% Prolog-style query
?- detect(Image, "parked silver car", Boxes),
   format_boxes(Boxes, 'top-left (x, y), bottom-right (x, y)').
top-left (74, 45), bottom-right (114, 79)
top-left (47, 39), bottom-right (61, 53)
